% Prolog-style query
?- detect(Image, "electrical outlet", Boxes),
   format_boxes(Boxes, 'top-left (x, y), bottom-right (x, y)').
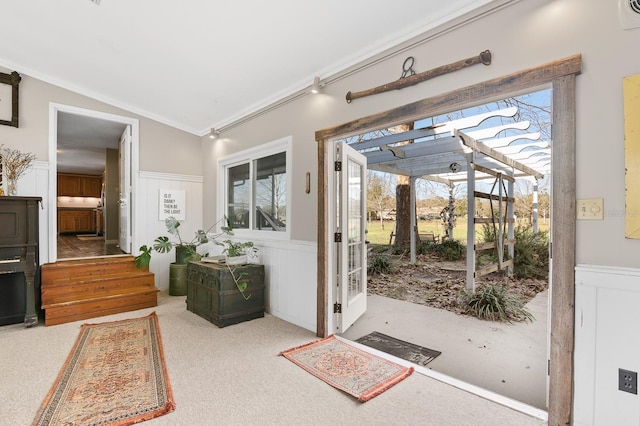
top-left (619, 368), bottom-right (638, 394)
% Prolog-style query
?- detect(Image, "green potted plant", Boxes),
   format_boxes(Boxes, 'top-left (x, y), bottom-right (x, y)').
top-left (134, 216), bottom-right (232, 269)
top-left (219, 239), bottom-right (258, 265)
top-left (134, 216), bottom-right (232, 296)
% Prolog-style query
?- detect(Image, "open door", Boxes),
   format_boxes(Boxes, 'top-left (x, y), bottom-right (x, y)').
top-left (118, 125), bottom-right (132, 253)
top-left (335, 141), bottom-right (367, 333)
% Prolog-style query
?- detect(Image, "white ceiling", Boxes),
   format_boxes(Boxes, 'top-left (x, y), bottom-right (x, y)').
top-left (1, 0), bottom-right (503, 174)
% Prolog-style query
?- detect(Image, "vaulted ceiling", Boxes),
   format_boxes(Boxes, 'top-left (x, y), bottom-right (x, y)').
top-left (1, 0), bottom-right (505, 136)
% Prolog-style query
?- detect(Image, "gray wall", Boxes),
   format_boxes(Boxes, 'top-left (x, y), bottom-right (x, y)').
top-left (0, 72), bottom-right (202, 175)
top-left (203, 0), bottom-right (640, 269)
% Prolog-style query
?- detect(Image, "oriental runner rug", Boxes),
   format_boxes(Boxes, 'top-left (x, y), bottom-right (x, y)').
top-left (280, 335), bottom-right (414, 402)
top-left (32, 312), bottom-right (175, 426)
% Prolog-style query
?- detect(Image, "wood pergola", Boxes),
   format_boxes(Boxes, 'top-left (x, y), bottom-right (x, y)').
top-left (348, 106), bottom-right (549, 290)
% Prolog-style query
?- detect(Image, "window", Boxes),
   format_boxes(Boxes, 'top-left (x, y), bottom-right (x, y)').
top-left (220, 137), bottom-right (291, 236)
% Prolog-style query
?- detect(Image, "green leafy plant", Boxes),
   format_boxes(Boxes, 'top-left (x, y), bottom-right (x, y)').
top-left (462, 284), bottom-right (534, 323)
top-left (227, 265), bottom-right (253, 300)
top-left (134, 216), bottom-right (232, 269)
top-left (219, 240), bottom-right (258, 258)
top-left (512, 225), bottom-right (549, 279)
top-left (368, 255), bottom-right (396, 275)
top-left (434, 239), bottom-right (465, 261)
top-left (480, 224), bottom-right (549, 279)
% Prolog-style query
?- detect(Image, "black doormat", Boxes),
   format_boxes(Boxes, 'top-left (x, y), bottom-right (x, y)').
top-left (356, 331), bottom-right (441, 367)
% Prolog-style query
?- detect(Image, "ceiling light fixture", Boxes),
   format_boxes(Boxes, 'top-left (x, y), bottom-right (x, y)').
top-left (89, 0), bottom-right (101, 5)
top-left (209, 128), bottom-right (220, 139)
top-left (310, 76), bottom-right (323, 94)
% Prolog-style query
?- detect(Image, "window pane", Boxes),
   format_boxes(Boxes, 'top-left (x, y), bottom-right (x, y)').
top-left (227, 163), bottom-right (250, 229)
top-left (254, 152), bottom-right (286, 231)
top-left (347, 157), bottom-right (363, 300)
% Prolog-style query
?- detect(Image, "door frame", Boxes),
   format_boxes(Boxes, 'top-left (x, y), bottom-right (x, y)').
top-left (48, 103), bottom-right (140, 262)
top-left (316, 55), bottom-right (580, 424)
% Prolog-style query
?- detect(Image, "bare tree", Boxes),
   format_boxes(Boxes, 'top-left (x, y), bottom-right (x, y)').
top-left (367, 172), bottom-right (394, 229)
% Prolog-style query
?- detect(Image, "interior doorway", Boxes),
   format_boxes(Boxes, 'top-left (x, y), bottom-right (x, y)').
top-left (48, 103), bottom-right (139, 261)
top-left (316, 55), bottom-right (580, 424)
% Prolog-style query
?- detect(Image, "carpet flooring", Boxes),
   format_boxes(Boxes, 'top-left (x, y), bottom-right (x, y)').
top-left (31, 312), bottom-right (175, 426)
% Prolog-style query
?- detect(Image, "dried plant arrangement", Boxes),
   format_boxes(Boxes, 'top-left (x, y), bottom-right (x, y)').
top-left (0, 144), bottom-right (36, 195)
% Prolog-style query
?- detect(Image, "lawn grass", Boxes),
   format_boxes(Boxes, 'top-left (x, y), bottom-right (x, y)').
top-left (366, 218), bottom-right (550, 245)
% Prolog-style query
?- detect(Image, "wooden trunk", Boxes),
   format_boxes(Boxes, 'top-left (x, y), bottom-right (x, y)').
top-left (186, 261), bottom-right (265, 328)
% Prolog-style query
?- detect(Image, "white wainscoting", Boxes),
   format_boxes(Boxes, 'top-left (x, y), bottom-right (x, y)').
top-left (574, 265), bottom-right (640, 426)
top-left (257, 239), bottom-right (317, 332)
top-left (137, 171), bottom-right (203, 292)
top-left (10, 161), bottom-right (51, 264)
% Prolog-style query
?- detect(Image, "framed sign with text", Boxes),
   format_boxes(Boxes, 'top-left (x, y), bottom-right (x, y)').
top-left (159, 189), bottom-right (186, 220)
top-left (0, 71), bottom-right (21, 128)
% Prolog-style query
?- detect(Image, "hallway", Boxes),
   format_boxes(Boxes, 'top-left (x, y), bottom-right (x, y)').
top-left (57, 234), bottom-right (125, 259)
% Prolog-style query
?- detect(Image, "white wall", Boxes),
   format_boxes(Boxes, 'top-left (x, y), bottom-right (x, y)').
top-left (11, 161), bottom-right (51, 265)
top-left (575, 265), bottom-right (640, 425)
top-left (136, 171), bottom-right (203, 292)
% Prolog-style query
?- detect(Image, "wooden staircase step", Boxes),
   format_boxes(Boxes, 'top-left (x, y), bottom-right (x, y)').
top-left (43, 288), bottom-right (159, 326)
top-left (40, 255), bottom-right (159, 326)
top-left (41, 255), bottom-right (143, 282)
top-left (42, 270), bottom-right (154, 290)
top-left (41, 272), bottom-right (155, 303)
top-left (42, 277), bottom-right (155, 305)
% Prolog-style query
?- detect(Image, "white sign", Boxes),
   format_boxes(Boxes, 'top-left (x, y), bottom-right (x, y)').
top-left (159, 189), bottom-right (186, 220)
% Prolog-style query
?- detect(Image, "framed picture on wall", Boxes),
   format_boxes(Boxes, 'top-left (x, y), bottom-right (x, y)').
top-left (624, 74), bottom-right (640, 239)
top-left (0, 71), bottom-right (21, 128)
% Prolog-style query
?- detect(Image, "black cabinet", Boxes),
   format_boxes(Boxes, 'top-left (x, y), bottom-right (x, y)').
top-left (0, 196), bottom-right (41, 326)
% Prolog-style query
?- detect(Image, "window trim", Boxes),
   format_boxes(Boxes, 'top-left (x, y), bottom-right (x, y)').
top-left (217, 136), bottom-right (292, 241)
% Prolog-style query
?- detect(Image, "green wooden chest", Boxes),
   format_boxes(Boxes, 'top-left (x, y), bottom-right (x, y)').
top-left (186, 261), bottom-right (265, 327)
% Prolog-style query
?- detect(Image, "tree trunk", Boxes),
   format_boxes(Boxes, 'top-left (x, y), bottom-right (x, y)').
top-left (394, 123), bottom-right (414, 247)
top-left (394, 180), bottom-right (412, 245)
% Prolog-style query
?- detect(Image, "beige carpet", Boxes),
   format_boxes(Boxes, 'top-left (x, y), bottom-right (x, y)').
top-left (0, 293), bottom-right (546, 425)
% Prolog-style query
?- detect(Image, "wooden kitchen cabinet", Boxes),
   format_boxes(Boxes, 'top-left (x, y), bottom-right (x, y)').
top-left (58, 210), bottom-right (95, 233)
top-left (57, 174), bottom-right (102, 197)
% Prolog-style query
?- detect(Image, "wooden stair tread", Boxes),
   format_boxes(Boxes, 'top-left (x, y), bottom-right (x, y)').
top-left (44, 297), bottom-right (158, 326)
top-left (41, 255), bottom-right (135, 269)
top-left (42, 287), bottom-right (159, 308)
top-left (42, 270), bottom-right (153, 286)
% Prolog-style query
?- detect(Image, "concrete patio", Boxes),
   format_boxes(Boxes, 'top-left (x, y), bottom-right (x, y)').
top-left (339, 290), bottom-right (549, 419)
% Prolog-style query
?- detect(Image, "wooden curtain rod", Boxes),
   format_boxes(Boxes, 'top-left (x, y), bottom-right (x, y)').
top-left (345, 50), bottom-right (491, 103)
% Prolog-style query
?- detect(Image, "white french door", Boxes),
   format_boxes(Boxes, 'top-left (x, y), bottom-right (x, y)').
top-left (118, 125), bottom-right (132, 253)
top-left (335, 141), bottom-right (367, 333)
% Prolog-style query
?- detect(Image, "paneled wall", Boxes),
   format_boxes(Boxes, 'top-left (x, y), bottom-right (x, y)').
top-left (10, 161), bottom-right (51, 264)
top-left (137, 171), bottom-right (204, 291)
top-left (574, 265), bottom-right (640, 425)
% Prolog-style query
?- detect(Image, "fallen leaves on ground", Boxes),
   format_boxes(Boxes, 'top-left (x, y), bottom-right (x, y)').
top-left (367, 252), bottom-right (548, 317)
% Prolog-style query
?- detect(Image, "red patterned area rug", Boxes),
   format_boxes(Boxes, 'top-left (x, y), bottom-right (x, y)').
top-left (280, 335), bottom-right (414, 402)
top-left (32, 312), bottom-right (175, 426)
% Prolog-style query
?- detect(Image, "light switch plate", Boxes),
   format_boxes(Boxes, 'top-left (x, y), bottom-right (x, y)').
top-left (577, 198), bottom-right (604, 220)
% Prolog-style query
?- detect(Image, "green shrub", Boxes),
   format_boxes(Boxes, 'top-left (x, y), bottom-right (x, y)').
top-left (434, 239), bottom-right (465, 261)
top-left (513, 225), bottom-right (549, 279)
top-left (368, 255), bottom-right (395, 275)
top-left (479, 224), bottom-right (549, 280)
top-left (463, 284), bottom-right (534, 322)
